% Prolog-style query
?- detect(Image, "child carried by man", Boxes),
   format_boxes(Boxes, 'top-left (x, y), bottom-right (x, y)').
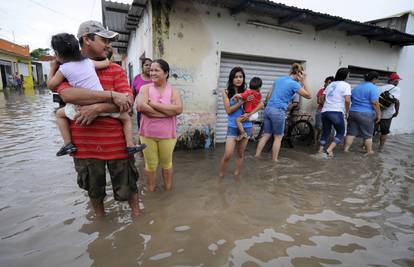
top-left (47, 33), bottom-right (146, 156)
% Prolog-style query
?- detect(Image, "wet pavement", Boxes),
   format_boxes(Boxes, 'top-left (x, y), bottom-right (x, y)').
top-left (0, 89), bottom-right (413, 267)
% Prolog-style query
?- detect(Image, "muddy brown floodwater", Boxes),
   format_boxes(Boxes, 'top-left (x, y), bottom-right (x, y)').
top-left (0, 89), bottom-right (413, 267)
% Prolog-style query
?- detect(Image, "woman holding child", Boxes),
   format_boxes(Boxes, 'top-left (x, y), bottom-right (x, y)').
top-left (218, 67), bottom-right (263, 177)
top-left (255, 63), bottom-right (311, 162)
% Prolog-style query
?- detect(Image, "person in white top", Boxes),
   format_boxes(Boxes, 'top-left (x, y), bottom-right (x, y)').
top-left (378, 73), bottom-right (401, 151)
top-left (318, 68), bottom-right (351, 157)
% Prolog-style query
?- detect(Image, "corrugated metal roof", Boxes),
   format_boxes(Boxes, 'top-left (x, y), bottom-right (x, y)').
top-left (102, 0), bottom-right (414, 49)
top-left (102, 1), bottom-right (131, 54)
top-left (202, 0), bottom-right (414, 46)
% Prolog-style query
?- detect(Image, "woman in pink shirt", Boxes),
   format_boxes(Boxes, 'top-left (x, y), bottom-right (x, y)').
top-left (137, 59), bottom-right (183, 192)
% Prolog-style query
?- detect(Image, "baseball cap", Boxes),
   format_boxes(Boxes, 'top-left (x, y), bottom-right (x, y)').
top-left (389, 73), bottom-right (402, 80)
top-left (77, 20), bottom-right (118, 40)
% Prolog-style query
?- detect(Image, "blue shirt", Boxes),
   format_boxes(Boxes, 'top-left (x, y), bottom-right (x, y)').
top-left (349, 82), bottom-right (380, 113)
top-left (267, 76), bottom-right (301, 111)
top-left (227, 98), bottom-right (252, 128)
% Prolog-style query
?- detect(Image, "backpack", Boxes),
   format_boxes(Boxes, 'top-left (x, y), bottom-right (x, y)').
top-left (379, 86), bottom-right (396, 110)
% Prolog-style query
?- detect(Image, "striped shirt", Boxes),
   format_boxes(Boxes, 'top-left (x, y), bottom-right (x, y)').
top-left (55, 62), bottom-right (132, 160)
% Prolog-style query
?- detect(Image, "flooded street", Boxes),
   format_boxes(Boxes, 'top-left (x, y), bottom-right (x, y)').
top-left (0, 89), bottom-right (414, 267)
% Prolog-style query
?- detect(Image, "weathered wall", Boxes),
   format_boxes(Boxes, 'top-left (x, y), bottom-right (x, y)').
top-left (149, 0), bottom-right (403, 147)
top-left (126, 2), bottom-right (153, 79)
top-left (394, 14), bottom-right (414, 134)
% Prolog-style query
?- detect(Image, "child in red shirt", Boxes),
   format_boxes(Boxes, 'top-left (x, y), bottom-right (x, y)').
top-left (233, 77), bottom-right (262, 140)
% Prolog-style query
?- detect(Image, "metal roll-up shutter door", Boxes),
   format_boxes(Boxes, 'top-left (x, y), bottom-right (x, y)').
top-left (348, 70), bottom-right (388, 89)
top-left (215, 55), bottom-right (294, 143)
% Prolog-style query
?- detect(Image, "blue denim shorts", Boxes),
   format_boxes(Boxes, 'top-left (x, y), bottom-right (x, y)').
top-left (347, 111), bottom-right (375, 139)
top-left (263, 107), bottom-right (286, 136)
top-left (226, 126), bottom-right (253, 138)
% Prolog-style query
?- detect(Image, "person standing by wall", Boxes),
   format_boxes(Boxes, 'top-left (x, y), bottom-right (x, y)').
top-left (318, 68), bottom-right (351, 157)
top-left (219, 67), bottom-right (263, 177)
top-left (255, 63), bottom-right (311, 162)
top-left (53, 21), bottom-right (140, 217)
top-left (137, 59), bottom-right (183, 192)
top-left (378, 73), bottom-right (401, 151)
top-left (314, 76), bottom-right (334, 144)
top-left (344, 71), bottom-right (381, 154)
top-left (133, 58), bottom-right (152, 156)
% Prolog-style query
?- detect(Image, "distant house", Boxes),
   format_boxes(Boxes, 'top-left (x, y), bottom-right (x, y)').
top-left (102, 0), bottom-right (414, 148)
top-left (32, 55), bottom-right (55, 88)
top-left (0, 38), bottom-right (34, 90)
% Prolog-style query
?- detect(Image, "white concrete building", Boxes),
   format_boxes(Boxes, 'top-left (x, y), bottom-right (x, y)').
top-left (102, 0), bottom-right (414, 148)
top-left (367, 11), bottom-right (414, 134)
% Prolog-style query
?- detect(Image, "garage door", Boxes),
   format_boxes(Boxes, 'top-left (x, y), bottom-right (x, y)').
top-left (348, 67), bottom-right (389, 89)
top-left (215, 54), bottom-right (298, 143)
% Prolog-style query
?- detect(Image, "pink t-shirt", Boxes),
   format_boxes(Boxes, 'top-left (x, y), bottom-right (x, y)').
top-left (139, 84), bottom-right (177, 139)
top-left (132, 74), bottom-right (152, 96)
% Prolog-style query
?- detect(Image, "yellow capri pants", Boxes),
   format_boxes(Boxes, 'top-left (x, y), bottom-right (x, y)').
top-left (140, 136), bottom-right (177, 171)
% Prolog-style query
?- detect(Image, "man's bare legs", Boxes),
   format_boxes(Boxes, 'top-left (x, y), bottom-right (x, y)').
top-left (379, 134), bottom-right (387, 152)
top-left (90, 192), bottom-right (140, 217)
top-left (128, 193), bottom-right (140, 217)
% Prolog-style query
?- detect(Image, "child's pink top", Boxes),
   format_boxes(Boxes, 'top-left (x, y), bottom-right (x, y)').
top-left (139, 83), bottom-right (177, 139)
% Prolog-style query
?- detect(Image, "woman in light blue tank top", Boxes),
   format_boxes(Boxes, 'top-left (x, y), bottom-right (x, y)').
top-left (219, 67), bottom-right (262, 177)
top-left (255, 63), bottom-right (312, 162)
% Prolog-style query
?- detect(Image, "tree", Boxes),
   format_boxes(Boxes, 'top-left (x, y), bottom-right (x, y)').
top-left (30, 48), bottom-right (51, 59)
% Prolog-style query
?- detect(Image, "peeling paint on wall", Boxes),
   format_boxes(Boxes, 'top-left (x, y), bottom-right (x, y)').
top-left (176, 112), bottom-right (215, 150)
top-left (152, 0), bottom-right (172, 58)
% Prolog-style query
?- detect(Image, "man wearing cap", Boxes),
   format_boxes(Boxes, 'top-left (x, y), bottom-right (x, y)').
top-left (378, 73), bottom-right (401, 151)
top-left (54, 21), bottom-right (140, 217)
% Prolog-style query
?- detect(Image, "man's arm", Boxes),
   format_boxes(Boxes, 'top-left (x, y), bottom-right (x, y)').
top-left (59, 87), bottom-right (131, 112)
top-left (393, 100), bottom-right (400, 117)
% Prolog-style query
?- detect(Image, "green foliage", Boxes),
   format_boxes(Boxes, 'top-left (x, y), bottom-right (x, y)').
top-left (30, 48), bottom-right (51, 59)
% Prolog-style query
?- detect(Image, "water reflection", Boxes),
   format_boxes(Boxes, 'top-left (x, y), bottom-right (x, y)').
top-left (0, 89), bottom-right (413, 267)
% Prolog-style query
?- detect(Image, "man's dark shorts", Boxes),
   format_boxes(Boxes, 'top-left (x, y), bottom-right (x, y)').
top-left (379, 118), bottom-right (392, 135)
top-left (74, 158), bottom-right (139, 202)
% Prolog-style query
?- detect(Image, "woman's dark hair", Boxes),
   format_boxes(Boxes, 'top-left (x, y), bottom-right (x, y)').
top-left (141, 58), bottom-right (152, 68)
top-left (226, 67), bottom-right (246, 98)
top-left (51, 33), bottom-right (83, 62)
top-left (334, 68), bottom-right (349, 81)
top-left (364, 71), bottom-right (379, 82)
top-left (325, 76), bottom-right (335, 83)
top-left (249, 77), bottom-right (262, 90)
top-left (152, 59), bottom-right (170, 79)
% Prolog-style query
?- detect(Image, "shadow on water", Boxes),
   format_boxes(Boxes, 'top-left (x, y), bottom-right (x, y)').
top-left (0, 89), bottom-right (414, 267)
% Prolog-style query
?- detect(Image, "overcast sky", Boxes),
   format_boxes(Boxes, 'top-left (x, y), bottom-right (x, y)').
top-left (0, 0), bottom-right (413, 51)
